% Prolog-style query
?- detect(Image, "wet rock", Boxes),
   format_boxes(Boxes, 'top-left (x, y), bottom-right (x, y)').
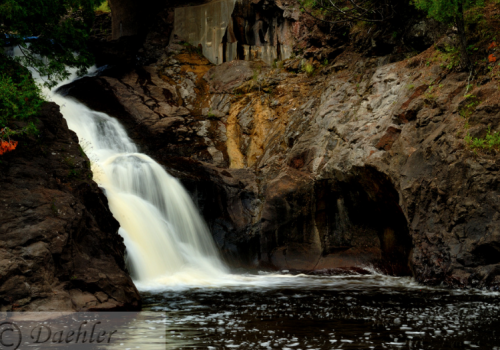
top-left (71, 32), bottom-right (500, 288)
top-left (0, 103), bottom-right (141, 311)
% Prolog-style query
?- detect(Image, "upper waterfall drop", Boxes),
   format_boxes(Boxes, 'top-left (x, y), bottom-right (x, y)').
top-left (39, 68), bottom-right (228, 288)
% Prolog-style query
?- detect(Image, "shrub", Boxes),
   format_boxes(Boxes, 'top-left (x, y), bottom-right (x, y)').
top-left (465, 127), bottom-right (500, 151)
top-left (459, 94), bottom-right (480, 119)
top-left (413, 0), bottom-right (485, 70)
top-left (0, 57), bottom-right (43, 152)
top-left (303, 63), bottom-right (315, 76)
top-left (95, 0), bottom-right (111, 12)
top-left (0, 73), bottom-right (43, 129)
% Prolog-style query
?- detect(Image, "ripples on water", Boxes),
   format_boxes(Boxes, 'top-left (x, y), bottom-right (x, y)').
top-left (139, 272), bottom-right (500, 350)
top-left (20, 61), bottom-right (498, 349)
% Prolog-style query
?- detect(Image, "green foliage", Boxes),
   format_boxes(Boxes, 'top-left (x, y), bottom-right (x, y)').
top-left (0, 0), bottom-right (100, 142)
top-left (95, 0), bottom-right (111, 12)
top-left (412, 0), bottom-right (484, 24)
top-left (78, 139), bottom-right (96, 177)
top-left (0, 73), bottom-right (43, 128)
top-left (437, 45), bottom-right (461, 70)
top-left (0, 0), bottom-right (101, 87)
top-left (459, 94), bottom-right (480, 119)
top-left (78, 145), bottom-right (86, 157)
top-left (465, 127), bottom-right (500, 151)
top-left (180, 41), bottom-right (203, 56)
top-left (299, 0), bottom-right (326, 18)
top-left (413, 0), bottom-right (485, 70)
top-left (1, 123), bottom-right (38, 139)
top-left (302, 63), bottom-right (315, 76)
top-left (405, 51), bottom-right (419, 59)
top-left (424, 93), bottom-right (437, 104)
top-left (0, 56), bottom-right (43, 138)
top-left (272, 59), bottom-right (285, 70)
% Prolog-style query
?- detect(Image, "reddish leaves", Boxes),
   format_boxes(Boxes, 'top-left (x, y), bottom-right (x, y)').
top-left (489, 54), bottom-right (497, 63)
top-left (0, 140), bottom-right (18, 155)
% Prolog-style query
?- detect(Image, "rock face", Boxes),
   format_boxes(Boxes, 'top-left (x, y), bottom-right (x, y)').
top-left (0, 103), bottom-right (141, 311)
top-left (68, 42), bottom-right (500, 288)
top-left (108, 0), bottom-right (296, 65)
top-left (173, 0), bottom-right (296, 65)
top-left (69, 1), bottom-right (500, 289)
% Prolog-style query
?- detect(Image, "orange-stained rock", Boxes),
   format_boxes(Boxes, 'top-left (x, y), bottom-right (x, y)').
top-left (69, 34), bottom-right (500, 287)
top-left (376, 127), bottom-right (402, 151)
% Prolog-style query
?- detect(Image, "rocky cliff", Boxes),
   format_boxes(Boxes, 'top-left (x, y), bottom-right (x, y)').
top-left (68, 0), bottom-right (500, 289)
top-left (0, 103), bottom-right (141, 311)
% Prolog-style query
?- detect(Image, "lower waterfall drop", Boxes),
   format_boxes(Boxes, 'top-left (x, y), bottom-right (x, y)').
top-left (29, 68), bottom-right (441, 296)
top-left (44, 71), bottom-right (228, 289)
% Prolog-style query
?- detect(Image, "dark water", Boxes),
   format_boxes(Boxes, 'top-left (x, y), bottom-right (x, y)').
top-left (139, 273), bottom-right (500, 350)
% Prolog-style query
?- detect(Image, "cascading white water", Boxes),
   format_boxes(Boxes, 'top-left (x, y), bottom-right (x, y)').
top-left (38, 72), bottom-right (392, 292)
top-left (19, 58), bottom-right (423, 293)
top-left (35, 67), bottom-right (229, 288)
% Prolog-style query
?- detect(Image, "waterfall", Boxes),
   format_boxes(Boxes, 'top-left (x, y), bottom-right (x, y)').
top-left (37, 68), bottom-right (228, 288)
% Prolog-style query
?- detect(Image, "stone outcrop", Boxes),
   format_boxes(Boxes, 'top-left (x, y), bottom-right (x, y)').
top-left (0, 103), bottom-right (141, 311)
top-left (69, 0), bottom-right (500, 289)
top-left (68, 39), bottom-right (500, 288)
top-left (174, 0), bottom-right (238, 65)
top-left (107, 0), bottom-right (298, 66)
top-left (173, 0), bottom-right (296, 65)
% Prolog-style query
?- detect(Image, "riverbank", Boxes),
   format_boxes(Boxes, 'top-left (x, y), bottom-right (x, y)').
top-left (0, 100), bottom-right (141, 311)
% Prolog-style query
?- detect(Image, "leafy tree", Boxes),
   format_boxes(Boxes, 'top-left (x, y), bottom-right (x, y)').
top-left (0, 0), bottom-right (100, 148)
top-left (0, 0), bottom-right (101, 85)
top-left (413, 0), bottom-right (485, 70)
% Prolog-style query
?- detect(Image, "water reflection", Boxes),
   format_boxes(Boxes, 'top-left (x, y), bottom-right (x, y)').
top-left (141, 273), bottom-right (500, 350)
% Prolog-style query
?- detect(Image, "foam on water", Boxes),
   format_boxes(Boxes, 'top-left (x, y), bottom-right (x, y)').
top-left (140, 284), bottom-right (500, 349)
top-left (23, 56), bottom-right (500, 298)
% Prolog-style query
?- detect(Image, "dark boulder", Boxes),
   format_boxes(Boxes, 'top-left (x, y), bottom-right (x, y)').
top-left (0, 103), bottom-right (141, 311)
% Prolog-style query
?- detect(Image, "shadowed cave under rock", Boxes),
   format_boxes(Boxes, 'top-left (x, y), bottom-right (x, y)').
top-left (265, 167), bottom-right (412, 275)
top-left (184, 165), bottom-right (413, 276)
